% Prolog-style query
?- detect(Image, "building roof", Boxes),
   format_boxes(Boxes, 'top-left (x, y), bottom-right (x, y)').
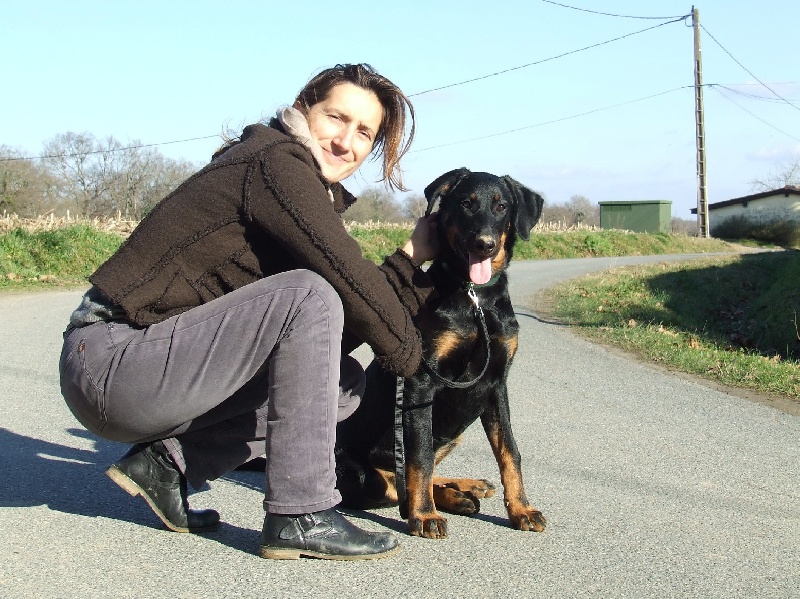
top-left (691, 185), bottom-right (800, 214)
top-left (598, 200), bottom-right (672, 205)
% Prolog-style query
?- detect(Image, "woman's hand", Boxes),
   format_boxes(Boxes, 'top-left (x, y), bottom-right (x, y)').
top-left (402, 213), bottom-right (439, 264)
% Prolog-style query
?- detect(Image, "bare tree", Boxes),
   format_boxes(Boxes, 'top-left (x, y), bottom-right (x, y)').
top-left (104, 142), bottom-right (195, 218)
top-left (0, 146), bottom-right (55, 216)
top-left (140, 156), bottom-right (198, 217)
top-left (41, 132), bottom-right (100, 216)
top-left (541, 194), bottom-right (598, 227)
top-left (671, 216), bottom-right (697, 235)
top-left (40, 132), bottom-right (196, 218)
top-left (566, 194), bottom-right (599, 226)
top-left (750, 157), bottom-right (800, 192)
top-left (402, 194), bottom-right (427, 219)
top-left (344, 187), bottom-right (406, 222)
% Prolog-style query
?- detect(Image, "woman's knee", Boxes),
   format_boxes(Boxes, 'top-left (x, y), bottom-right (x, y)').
top-left (277, 270), bottom-right (343, 320)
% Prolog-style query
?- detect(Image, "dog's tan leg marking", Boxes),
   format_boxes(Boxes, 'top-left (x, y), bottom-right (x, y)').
top-left (433, 437), bottom-right (461, 465)
top-left (371, 467), bottom-right (399, 504)
top-left (498, 335), bottom-right (518, 360)
top-left (485, 423), bottom-right (546, 532)
top-left (406, 463), bottom-right (448, 539)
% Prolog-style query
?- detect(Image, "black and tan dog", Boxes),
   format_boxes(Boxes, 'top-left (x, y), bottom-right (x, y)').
top-left (336, 167), bottom-right (547, 538)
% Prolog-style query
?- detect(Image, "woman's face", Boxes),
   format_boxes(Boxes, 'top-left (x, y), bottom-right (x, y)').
top-left (304, 82), bottom-right (384, 183)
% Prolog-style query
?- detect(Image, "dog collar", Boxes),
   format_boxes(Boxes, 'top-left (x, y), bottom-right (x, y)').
top-left (471, 272), bottom-right (503, 288)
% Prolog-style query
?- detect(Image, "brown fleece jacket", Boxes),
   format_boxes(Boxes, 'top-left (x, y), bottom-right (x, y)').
top-left (89, 123), bottom-right (433, 377)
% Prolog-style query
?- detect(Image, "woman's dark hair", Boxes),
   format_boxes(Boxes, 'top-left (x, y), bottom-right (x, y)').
top-left (295, 63), bottom-right (415, 191)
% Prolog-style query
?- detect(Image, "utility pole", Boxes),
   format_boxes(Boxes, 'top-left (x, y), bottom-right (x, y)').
top-left (693, 6), bottom-right (709, 237)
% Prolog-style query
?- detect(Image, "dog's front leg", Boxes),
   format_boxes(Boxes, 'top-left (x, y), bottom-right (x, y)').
top-left (481, 388), bottom-right (546, 532)
top-left (402, 389), bottom-right (448, 539)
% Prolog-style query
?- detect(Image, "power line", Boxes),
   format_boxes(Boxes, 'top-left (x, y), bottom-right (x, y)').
top-left (540, 0), bottom-right (688, 20)
top-left (4, 80), bottom-right (793, 163)
top-left (1, 134), bottom-right (219, 163)
top-left (408, 16), bottom-right (688, 97)
top-left (413, 76), bottom-right (800, 154)
top-left (700, 23), bottom-right (800, 112)
top-left (4, 19), bottom-right (688, 164)
top-left (709, 85), bottom-right (800, 142)
top-left (3, 16), bottom-right (795, 164)
top-left (411, 86), bottom-right (694, 153)
top-left (714, 83), bottom-right (799, 103)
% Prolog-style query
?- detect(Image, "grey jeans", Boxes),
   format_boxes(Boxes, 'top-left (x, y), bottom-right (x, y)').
top-left (59, 270), bottom-right (365, 514)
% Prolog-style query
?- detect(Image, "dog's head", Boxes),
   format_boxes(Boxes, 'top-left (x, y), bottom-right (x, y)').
top-left (424, 167), bottom-right (544, 284)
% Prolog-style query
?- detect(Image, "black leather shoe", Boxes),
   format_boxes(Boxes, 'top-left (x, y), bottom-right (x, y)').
top-left (259, 508), bottom-right (399, 560)
top-left (105, 441), bottom-right (220, 533)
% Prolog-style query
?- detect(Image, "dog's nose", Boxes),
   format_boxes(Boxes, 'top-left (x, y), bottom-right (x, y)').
top-left (473, 237), bottom-right (496, 256)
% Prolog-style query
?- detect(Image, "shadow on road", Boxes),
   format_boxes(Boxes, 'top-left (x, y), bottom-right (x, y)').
top-left (0, 426), bottom-right (158, 524)
top-left (0, 425), bottom-right (407, 554)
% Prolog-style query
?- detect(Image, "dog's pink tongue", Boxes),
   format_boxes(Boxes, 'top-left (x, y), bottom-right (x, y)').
top-left (469, 254), bottom-right (493, 285)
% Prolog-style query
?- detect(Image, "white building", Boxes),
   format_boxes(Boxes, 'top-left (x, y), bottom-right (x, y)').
top-left (692, 186), bottom-right (800, 228)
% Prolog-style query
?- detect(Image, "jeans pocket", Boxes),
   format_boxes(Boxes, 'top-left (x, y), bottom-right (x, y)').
top-left (59, 325), bottom-right (112, 435)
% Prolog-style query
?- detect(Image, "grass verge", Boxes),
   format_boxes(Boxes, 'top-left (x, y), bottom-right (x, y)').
top-left (542, 252), bottom-right (800, 405)
top-left (1, 224), bottom-right (740, 290)
top-left (0, 225), bottom-right (124, 290)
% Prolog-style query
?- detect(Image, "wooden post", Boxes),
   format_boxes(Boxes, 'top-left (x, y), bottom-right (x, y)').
top-left (693, 6), bottom-right (709, 237)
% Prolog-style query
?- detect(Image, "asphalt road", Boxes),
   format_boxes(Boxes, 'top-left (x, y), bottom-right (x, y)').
top-left (1, 255), bottom-right (798, 598)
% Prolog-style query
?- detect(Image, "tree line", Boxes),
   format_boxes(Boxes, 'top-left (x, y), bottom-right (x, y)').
top-left (1, 133), bottom-right (431, 222)
top-left (10, 130), bottom-right (791, 229)
top-left (1, 132), bottom-right (601, 226)
top-left (1, 133), bottom-right (197, 220)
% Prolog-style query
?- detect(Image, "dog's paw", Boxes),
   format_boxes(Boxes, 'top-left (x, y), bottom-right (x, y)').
top-left (434, 485), bottom-right (480, 515)
top-left (432, 477), bottom-right (496, 515)
top-left (408, 512), bottom-right (448, 539)
top-left (508, 505), bottom-right (547, 532)
top-left (445, 477), bottom-right (495, 499)
top-left (434, 477), bottom-right (496, 497)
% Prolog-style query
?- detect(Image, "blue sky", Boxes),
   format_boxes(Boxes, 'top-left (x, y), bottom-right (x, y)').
top-left (2, 1), bottom-right (798, 219)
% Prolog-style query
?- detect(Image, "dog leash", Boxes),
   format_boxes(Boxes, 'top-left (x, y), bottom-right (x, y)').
top-left (393, 374), bottom-right (407, 509)
top-left (422, 283), bottom-right (492, 389)
top-left (394, 283), bottom-right (492, 513)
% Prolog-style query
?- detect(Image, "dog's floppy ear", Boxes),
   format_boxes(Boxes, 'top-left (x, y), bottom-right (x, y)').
top-left (423, 168), bottom-right (471, 216)
top-left (501, 175), bottom-right (544, 240)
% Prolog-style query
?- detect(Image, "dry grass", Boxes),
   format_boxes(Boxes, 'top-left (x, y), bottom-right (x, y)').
top-left (535, 221), bottom-right (602, 232)
top-left (341, 218), bottom-right (601, 232)
top-left (0, 213), bottom-right (599, 236)
top-left (1, 212), bottom-right (138, 236)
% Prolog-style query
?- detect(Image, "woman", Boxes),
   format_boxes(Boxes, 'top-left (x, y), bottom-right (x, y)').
top-left (59, 63), bottom-right (438, 560)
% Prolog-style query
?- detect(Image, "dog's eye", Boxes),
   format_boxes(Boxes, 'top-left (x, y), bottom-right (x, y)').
top-left (496, 202), bottom-right (507, 213)
top-left (460, 199), bottom-right (472, 209)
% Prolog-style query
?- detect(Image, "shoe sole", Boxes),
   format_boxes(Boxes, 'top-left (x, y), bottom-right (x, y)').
top-left (105, 465), bottom-right (218, 534)
top-left (259, 544), bottom-right (401, 561)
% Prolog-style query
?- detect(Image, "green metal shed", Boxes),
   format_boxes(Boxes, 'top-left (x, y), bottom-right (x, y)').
top-left (599, 200), bottom-right (672, 233)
